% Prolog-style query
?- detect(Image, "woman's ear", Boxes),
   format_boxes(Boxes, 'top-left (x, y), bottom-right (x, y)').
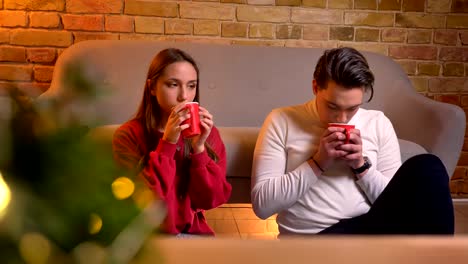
top-left (148, 79), bottom-right (156, 96)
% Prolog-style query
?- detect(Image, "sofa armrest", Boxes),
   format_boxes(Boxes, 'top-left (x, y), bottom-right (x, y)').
top-left (383, 80), bottom-right (466, 178)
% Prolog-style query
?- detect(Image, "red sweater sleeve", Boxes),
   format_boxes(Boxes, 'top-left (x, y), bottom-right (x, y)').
top-left (112, 121), bottom-right (177, 200)
top-left (188, 126), bottom-right (232, 210)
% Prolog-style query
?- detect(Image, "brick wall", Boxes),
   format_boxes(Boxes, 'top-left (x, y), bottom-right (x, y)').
top-left (0, 0), bottom-right (467, 196)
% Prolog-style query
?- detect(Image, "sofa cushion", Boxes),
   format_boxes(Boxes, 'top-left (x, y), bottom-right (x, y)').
top-left (399, 139), bottom-right (428, 163)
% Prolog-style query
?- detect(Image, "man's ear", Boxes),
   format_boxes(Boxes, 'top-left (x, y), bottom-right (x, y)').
top-left (312, 79), bottom-right (318, 95)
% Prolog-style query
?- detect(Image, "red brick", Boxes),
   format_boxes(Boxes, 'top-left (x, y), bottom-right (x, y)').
top-left (330, 26), bottom-right (354, 41)
top-left (221, 22), bottom-right (248, 38)
top-left (0, 10), bottom-right (27, 27)
top-left (0, 29), bottom-right (9, 44)
top-left (345, 12), bottom-right (393, 27)
top-left (62, 14), bottom-right (104, 31)
top-left (402, 0), bottom-right (425, 12)
top-left (354, 0), bottom-right (377, 10)
top-left (221, 0), bottom-right (246, 3)
top-left (134, 17), bottom-right (164, 34)
top-left (461, 31), bottom-right (468, 46)
top-left (194, 20), bottom-right (219, 36)
top-left (378, 0), bottom-right (400, 11)
top-left (328, 0), bottom-right (352, 9)
top-left (389, 46), bottom-right (437, 60)
top-left (427, 0), bottom-right (451, 13)
top-left (5, 0), bottom-right (65, 11)
top-left (0, 64), bottom-right (32, 81)
top-left (303, 25), bottom-right (328, 41)
top-left (276, 24), bottom-right (301, 39)
top-left (30, 12), bottom-right (60, 28)
top-left (381, 28), bottom-right (406, 43)
top-left (395, 13), bottom-right (445, 29)
top-left (443, 62), bottom-right (465, 77)
top-left (407, 30), bottom-right (432, 44)
top-left (165, 20), bottom-right (193, 35)
top-left (34, 65), bottom-right (54, 82)
top-left (105, 15), bottom-right (134, 33)
top-left (355, 28), bottom-right (379, 42)
top-left (452, 0), bottom-right (468, 13)
top-left (439, 47), bottom-right (468, 62)
top-left (26, 48), bottom-right (56, 63)
top-left (300, 0), bottom-right (324, 7)
top-left (450, 179), bottom-right (468, 195)
top-left (276, 0), bottom-right (301, 6)
top-left (462, 95), bottom-right (468, 107)
top-left (434, 30), bottom-right (458, 46)
top-left (447, 15), bottom-right (468, 29)
top-left (73, 32), bottom-right (119, 43)
top-left (417, 62), bottom-right (440, 76)
top-left (0, 46), bottom-right (26, 62)
top-left (67, 0), bottom-right (122, 14)
top-left (429, 78), bottom-right (467, 93)
top-left (434, 94), bottom-right (461, 106)
top-left (246, 0), bottom-right (274, 4)
top-left (458, 151), bottom-right (468, 166)
top-left (452, 167), bottom-right (466, 180)
top-left (464, 139), bottom-right (468, 153)
top-left (239, 6), bottom-right (290, 23)
top-left (126, 0), bottom-right (178, 17)
top-left (10, 29), bottom-right (73, 47)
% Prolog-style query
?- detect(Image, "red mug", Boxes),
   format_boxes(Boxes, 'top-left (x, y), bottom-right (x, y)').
top-left (328, 123), bottom-right (355, 144)
top-left (181, 102), bottom-right (201, 138)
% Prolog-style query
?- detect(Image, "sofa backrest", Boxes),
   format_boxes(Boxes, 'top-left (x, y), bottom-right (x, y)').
top-left (40, 40), bottom-right (465, 177)
top-left (43, 40), bottom-right (413, 127)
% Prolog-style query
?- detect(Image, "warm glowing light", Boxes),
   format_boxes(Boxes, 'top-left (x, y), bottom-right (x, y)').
top-left (111, 177), bottom-right (135, 200)
top-left (0, 171), bottom-right (11, 219)
top-left (132, 187), bottom-right (155, 210)
top-left (19, 232), bottom-right (51, 264)
top-left (89, 213), bottom-right (103, 235)
top-left (73, 242), bottom-right (107, 264)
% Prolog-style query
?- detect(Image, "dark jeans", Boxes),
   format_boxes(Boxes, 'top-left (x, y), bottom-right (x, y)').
top-left (319, 154), bottom-right (454, 235)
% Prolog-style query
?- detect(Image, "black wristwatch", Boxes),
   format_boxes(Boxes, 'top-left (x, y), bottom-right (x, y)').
top-left (351, 156), bottom-right (372, 174)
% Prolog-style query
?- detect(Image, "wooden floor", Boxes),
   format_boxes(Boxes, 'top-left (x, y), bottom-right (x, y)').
top-left (205, 199), bottom-right (468, 239)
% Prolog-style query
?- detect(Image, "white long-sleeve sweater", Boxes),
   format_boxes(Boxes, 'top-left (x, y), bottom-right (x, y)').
top-left (251, 99), bottom-right (402, 234)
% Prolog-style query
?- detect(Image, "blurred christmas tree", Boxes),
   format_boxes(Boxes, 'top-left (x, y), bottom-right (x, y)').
top-left (0, 62), bottom-right (164, 264)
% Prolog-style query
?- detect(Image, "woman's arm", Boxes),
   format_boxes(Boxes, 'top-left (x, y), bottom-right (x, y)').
top-left (112, 122), bottom-right (177, 200)
top-left (188, 126), bottom-right (232, 210)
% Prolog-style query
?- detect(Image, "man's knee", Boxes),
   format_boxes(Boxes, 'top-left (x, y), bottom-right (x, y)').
top-left (402, 154), bottom-right (449, 183)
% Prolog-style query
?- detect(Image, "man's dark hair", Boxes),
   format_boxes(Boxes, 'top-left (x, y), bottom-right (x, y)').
top-left (313, 47), bottom-right (374, 102)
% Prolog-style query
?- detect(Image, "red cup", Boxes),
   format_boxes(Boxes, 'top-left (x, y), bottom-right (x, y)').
top-left (328, 123), bottom-right (355, 144)
top-left (181, 102), bottom-right (201, 138)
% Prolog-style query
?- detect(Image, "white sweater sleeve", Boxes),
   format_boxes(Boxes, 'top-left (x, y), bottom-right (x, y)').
top-left (356, 114), bottom-right (401, 204)
top-left (251, 110), bottom-right (319, 220)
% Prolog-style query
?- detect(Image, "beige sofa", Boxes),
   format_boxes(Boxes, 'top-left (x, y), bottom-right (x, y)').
top-left (39, 40), bottom-right (466, 203)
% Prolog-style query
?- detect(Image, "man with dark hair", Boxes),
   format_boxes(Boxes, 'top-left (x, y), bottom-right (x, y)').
top-left (251, 47), bottom-right (454, 235)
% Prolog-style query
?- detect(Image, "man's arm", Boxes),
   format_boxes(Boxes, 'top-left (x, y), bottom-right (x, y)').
top-left (355, 114), bottom-right (401, 203)
top-left (251, 110), bottom-right (320, 219)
